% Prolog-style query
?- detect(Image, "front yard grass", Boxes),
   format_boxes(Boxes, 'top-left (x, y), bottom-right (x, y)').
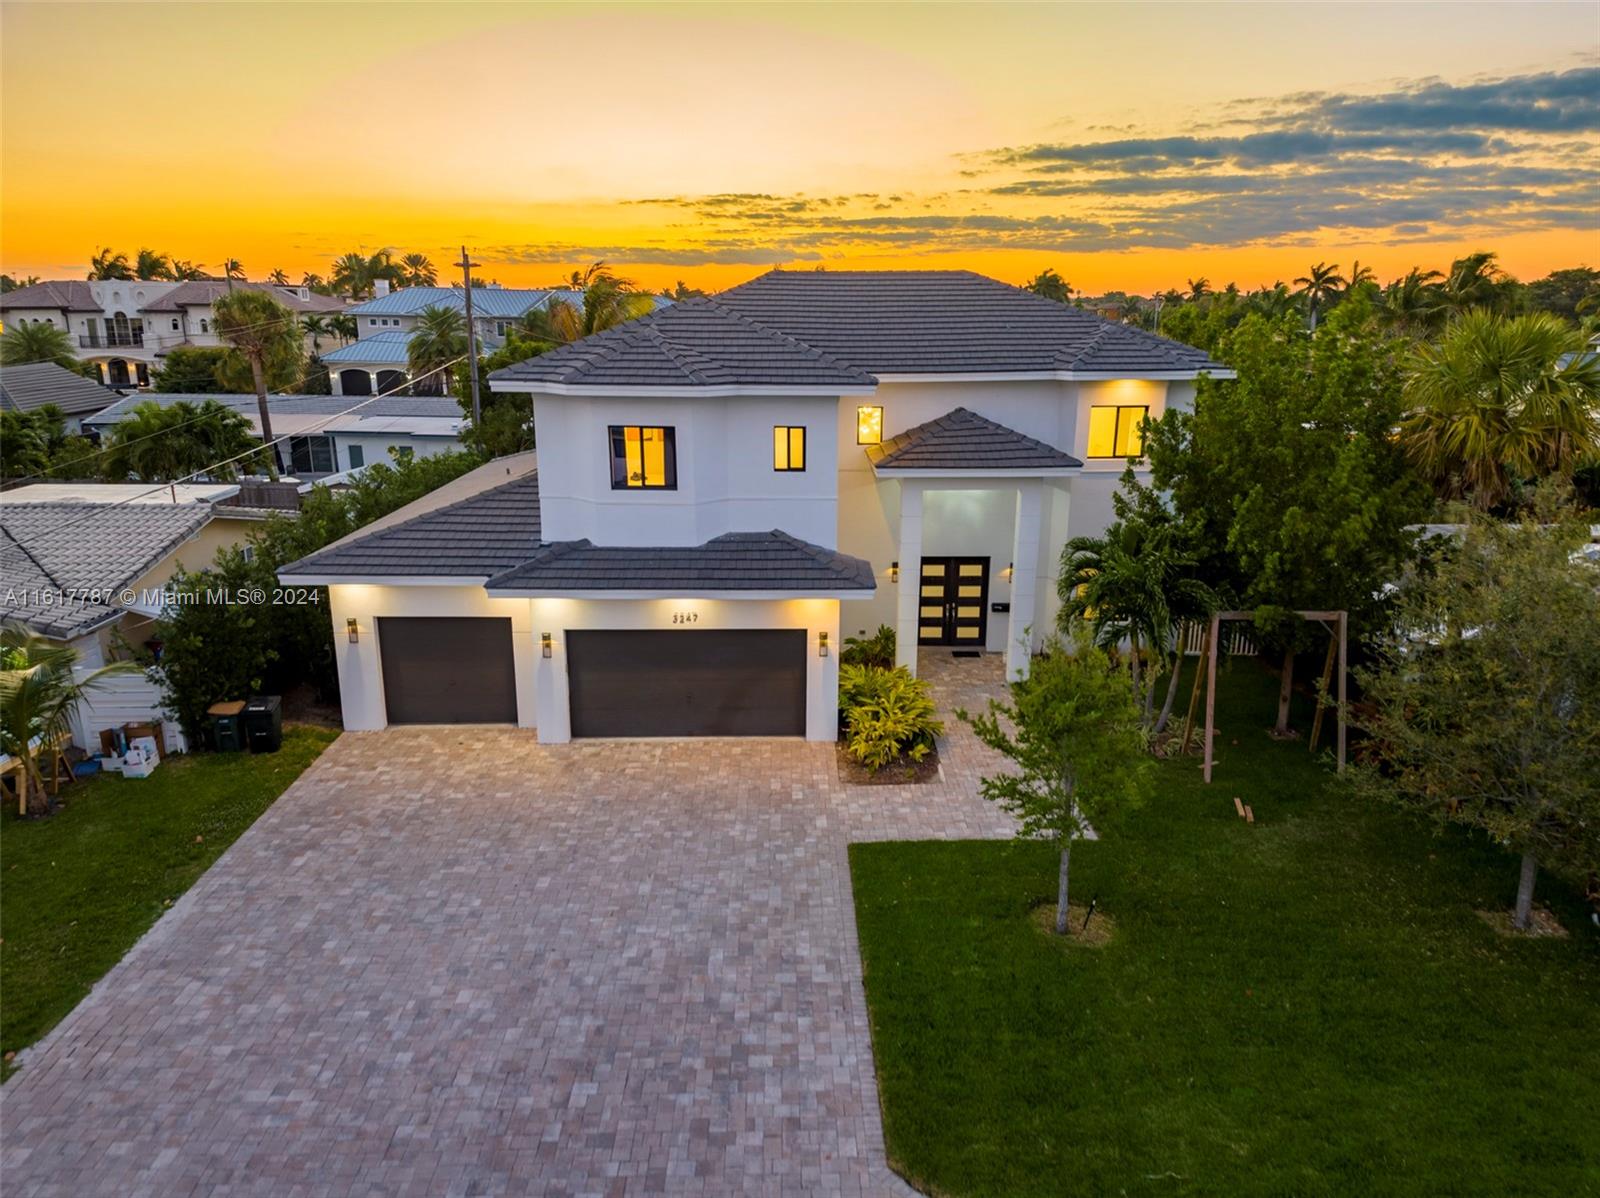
top-left (0, 726), bottom-right (337, 1076)
top-left (851, 663), bottom-right (1599, 1197)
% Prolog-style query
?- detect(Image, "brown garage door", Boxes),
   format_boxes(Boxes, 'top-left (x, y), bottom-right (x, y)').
top-left (566, 629), bottom-right (806, 738)
top-left (377, 616), bottom-right (517, 724)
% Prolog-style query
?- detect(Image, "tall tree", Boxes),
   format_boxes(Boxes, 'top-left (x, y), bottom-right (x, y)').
top-left (521, 269), bottom-right (654, 346)
top-left (266, 267), bottom-right (291, 286)
top-left (101, 399), bottom-right (265, 481)
top-left (221, 257), bottom-right (246, 281)
top-left (399, 253), bottom-right (438, 287)
top-left (147, 346), bottom-right (236, 393)
top-left (1380, 268), bottom-right (1445, 338)
top-left (0, 320), bottom-right (81, 370)
top-left (1, 274), bottom-right (42, 292)
top-left (1144, 295), bottom-right (1427, 734)
top-left (300, 315), bottom-right (331, 355)
top-left (1349, 495), bottom-right (1600, 931)
top-left (1401, 310), bottom-right (1600, 508)
top-left (1442, 251), bottom-right (1518, 314)
top-left (169, 258), bottom-right (206, 281)
top-left (1023, 268), bottom-right (1073, 303)
top-left (330, 313), bottom-right (358, 343)
top-left (1525, 266), bottom-right (1600, 324)
top-left (960, 636), bottom-right (1154, 935)
top-left (330, 248), bottom-right (402, 299)
top-left (87, 247), bottom-right (132, 280)
top-left (1292, 261), bottom-right (1345, 330)
top-left (406, 305), bottom-right (466, 396)
top-left (1186, 277), bottom-right (1212, 302)
top-left (134, 248), bottom-right (175, 280)
top-left (212, 289), bottom-right (304, 478)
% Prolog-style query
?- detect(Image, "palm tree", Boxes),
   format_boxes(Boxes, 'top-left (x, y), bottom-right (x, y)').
top-left (221, 258), bottom-right (245, 282)
top-left (301, 271), bottom-right (328, 293)
top-left (134, 248), bottom-right (174, 280)
top-left (1442, 251), bottom-right (1512, 314)
top-left (330, 313), bottom-right (358, 344)
top-left (1346, 260), bottom-right (1376, 294)
top-left (520, 269), bottom-right (655, 347)
top-left (212, 289), bottom-right (305, 479)
top-left (0, 320), bottom-right (80, 369)
top-left (330, 248), bottom-right (403, 299)
top-left (170, 258), bottom-right (206, 281)
top-left (299, 315), bottom-right (331, 354)
top-left (1024, 268), bottom-right (1073, 303)
top-left (266, 268), bottom-right (291, 286)
top-left (1401, 311), bottom-right (1600, 508)
top-left (1, 624), bottom-right (136, 816)
top-left (87, 247), bottom-right (132, 280)
top-left (1380, 268), bottom-right (1445, 338)
top-left (406, 305), bottom-right (466, 396)
top-left (1185, 277), bottom-right (1212, 303)
top-left (399, 253), bottom-right (438, 288)
top-left (101, 399), bottom-right (264, 482)
top-left (1293, 262), bottom-right (1346, 330)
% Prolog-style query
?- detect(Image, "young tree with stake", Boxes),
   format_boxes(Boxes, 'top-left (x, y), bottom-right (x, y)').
top-left (961, 636), bottom-right (1154, 935)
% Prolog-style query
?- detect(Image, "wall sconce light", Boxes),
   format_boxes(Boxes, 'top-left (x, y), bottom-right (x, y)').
top-left (346, 618), bottom-right (359, 644)
top-left (1005, 561), bottom-right (1015, 578)
top-left (818, 631), bottom-right (829, 657)
top-left (889, 560), bottom-right (899, 582)
top-left (541, 632), bottom-right (552, 658)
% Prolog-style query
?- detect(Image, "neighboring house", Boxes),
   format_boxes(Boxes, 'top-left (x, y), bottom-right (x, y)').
top-left (0, 361), bottom-right (124, 432)
top-left (1, 483), bottom-right (279, 752)
top-left (280, 270), bottom-right (1230, 744)
top-left (325, 283), bottom-right (586, 396)
top-left (84, 392), bottom-right (466, 479)
top-left (0, 279), bottom-right (345, 389)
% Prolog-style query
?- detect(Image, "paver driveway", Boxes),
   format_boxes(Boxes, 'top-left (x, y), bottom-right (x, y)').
top-left (1, 656), bottom-right (1015, 1197)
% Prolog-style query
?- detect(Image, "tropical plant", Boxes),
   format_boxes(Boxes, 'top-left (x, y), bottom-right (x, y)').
top-left (841, 624), bottom-right (896, 669)
top-left (406, 304), bottom-right (466, 396)
top-left (1441, 251), bottom-right (1517, 314)
top-left (1526, 266), bottom-right (1600, 324)
top-left (1186, 277), bottom-right (1212, 303)
top-left (0, 320), bottom-right (81, 370)
top-left (221, 258), bottom-right (245, 281)
top-left (134, 248), bottom-right (174, 280)
top-left (330, 248), bottom-right (402, 299)
top-left (301, 271), bottom-right (330, 294)
top-left (838, 664), bottom-right (942, 773)
top-left (959, 634), bottom-right (1153, 935)
top-left (211, 289), bottom-right (304, 478)
top-left (1293, 261), bottom-right (1346, 330)
top-left (1024, 268), bottom-right (1073, 303)
top-left (1, 274), bottom-right (42, 293)
top-left (1380, 268), bottom-right (1446, 338)
top-left (0, 407), bottom-right (95, 481)
top-left (1, 624), bottom-right (136, 816)
top-left (521, 268), bottom-right (654, 346)
top-left (1348, 492), bottom-right (1600, 931)
top-left (169, 258), bottom-right (207, 281)
top-left (149, 346), bottom-right (236, 393)
top-left (330, 313), bottom-right (358, 343)
top-left (300, 315), bottom-right (331, 354)
top-left (399, 253), bottom-right (438, 287)
top-left (1400, 310), bottom-right (1600, 508)
top-left (100, 399), bottom-right (265, 481)
top-left (87, 247), bottom-right (132, 280)
top-left (266, 268), bottom-right (291, 286)
top-left (1345, 260), bottom-right (1376, 294)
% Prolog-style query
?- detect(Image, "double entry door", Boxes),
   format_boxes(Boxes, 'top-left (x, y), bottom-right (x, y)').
top-left (917, 557), bottom-right (990, 646)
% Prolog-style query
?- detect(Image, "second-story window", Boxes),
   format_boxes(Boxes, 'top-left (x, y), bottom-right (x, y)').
top-left (856, 405), bottom-right (883, 445)
top-left (773, 426), bottom-right (806, 471)
top-left (609, 425), bottom-right (676, 489)
top-left (1086, 405), bottom-right (1148, 459)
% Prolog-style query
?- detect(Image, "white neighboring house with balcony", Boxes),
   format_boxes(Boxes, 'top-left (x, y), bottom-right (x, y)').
top-left (279, 270), bottom-right (1230, 744)
top-left (0, 279), bottom-right (346, 389)
top-left (84, 391), bottom-right (467, 480)
top-left (323, 282), bottom-right (586, 396)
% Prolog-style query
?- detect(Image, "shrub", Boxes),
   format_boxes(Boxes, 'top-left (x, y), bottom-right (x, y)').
top-left (842, 623), bottom-right (896, 669)
top-left (839, 663), bottom-right (943, 772)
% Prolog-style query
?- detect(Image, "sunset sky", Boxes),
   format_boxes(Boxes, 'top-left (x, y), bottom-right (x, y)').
top-left (2, 2), bottom-right (1596, 295)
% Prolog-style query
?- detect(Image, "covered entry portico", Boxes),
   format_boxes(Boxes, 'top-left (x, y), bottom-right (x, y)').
top-left (866, 407), bottom-right (1082, 681)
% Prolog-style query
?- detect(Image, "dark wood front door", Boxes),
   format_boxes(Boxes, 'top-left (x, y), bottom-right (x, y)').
top-left (917, 557), bottom-right (990, 647)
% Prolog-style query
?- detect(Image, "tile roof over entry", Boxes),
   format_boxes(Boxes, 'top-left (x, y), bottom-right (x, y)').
top-left (486, 531), bottom-right (875, 595)
top-left (867, 407), bottom-right (1083, 472)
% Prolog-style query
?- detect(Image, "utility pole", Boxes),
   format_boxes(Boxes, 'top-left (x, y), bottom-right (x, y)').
top-left (459, 245), bottom-right (482, 426)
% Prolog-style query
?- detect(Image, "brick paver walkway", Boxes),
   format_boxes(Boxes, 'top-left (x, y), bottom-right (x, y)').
top-left (1, 654), bottom-right (1015, 1197)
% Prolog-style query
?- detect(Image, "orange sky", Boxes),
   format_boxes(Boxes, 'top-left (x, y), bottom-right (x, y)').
top-left (2, 3), bottom-right (1596, 295)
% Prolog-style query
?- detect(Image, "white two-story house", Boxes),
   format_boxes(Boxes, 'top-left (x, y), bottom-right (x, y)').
top-left (279, 270), bottom-right (1229, 742)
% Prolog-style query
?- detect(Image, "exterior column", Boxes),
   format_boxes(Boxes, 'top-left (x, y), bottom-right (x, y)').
top-left (1005, 481), bottom-right (1044, 681)
top-left (895, 480), bottom-right (923, 675)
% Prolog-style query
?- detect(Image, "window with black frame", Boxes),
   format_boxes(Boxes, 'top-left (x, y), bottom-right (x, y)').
top-left (289, 434), bottom-right (336, 475)
top-left (609, 425), bottom-right (677, 489)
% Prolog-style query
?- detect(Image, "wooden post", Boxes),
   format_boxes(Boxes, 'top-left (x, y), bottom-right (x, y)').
top-left (1180, 620), bottom-right (1210, 755)
top-left (1308, 634), bottom-right (1337, 751)
top-left (1203, 611), bottom-right (1221, 783)
top-left (1336, 611), bottom-right (1348, 773)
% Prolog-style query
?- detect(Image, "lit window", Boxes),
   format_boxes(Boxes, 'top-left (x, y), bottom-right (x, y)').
top-left (1086, 405), bottom-right (1148, 459)
top-left (857, 405), bottom-right (883, 445)
top-left (773, 426), bottom-right (806, 471)
top-left (609, 425), bottom-right (677, 489)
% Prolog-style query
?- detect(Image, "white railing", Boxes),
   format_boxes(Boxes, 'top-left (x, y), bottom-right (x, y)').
top-left (1179, 622), bottom-right (1259, 657)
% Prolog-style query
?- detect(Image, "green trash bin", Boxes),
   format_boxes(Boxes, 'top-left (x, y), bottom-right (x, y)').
top-left (208, 700), bottom-right (246, 752)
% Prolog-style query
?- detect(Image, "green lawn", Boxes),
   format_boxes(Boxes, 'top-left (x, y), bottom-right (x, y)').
top-left (851, 662), bottom-right (1599, 1197)
top-left (1, 726), bottom-right (337, 1075)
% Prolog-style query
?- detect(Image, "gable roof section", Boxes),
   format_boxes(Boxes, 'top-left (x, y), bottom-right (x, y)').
top-left (0, 362), bottom-right (121, 416)
top-left (278, 470), bottom-right (542, 581)
top-left (345, 287), bottom-right (584, 319)
top-left (713, 269), bottom-right (1226, 376)
top-left (867, 406), bottom-right (1082, 473)
top-left (0, 502), bottom-right (214, 638)
top-left (84, 391), bottom-right (461, 426)
top-left (140, 281), bottom-right (345, 314)
top-left (320, 330), bottom-right (414, 365)
top-left (485, 530), bottom-right (874, 596)
top-left (0, 280), bottom-right (100, 312)
top-left (489, 298), bottom-right (876, 393)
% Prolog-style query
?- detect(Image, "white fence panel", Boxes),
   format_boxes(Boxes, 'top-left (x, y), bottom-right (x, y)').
top-left (1179, 622), bottom-right (1259, 657)
top-left (69, 669), bottom-right (187, 755)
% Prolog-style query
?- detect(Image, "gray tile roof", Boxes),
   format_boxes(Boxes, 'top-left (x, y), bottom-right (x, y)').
top-left (0, 281), bottom-right (100, 312)
top-left (0, 362), bottom-right (122, 417)
top-left (486, 530), bottom-right (875, 595)
top-left (713, 269), bottom-right (1225, 375)
top-left (490, 298), bottom-right (876, 391)
top-left (0, 501), bottom-right (215, 638)
top-left (140, 281), bottom-right (345, 314)
top-left (84, 391), bottom-right (462, 426)
top-left (867, 406), bottom-right (1082, 472)
top-left (278, 472), bottom-right (542, 580)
